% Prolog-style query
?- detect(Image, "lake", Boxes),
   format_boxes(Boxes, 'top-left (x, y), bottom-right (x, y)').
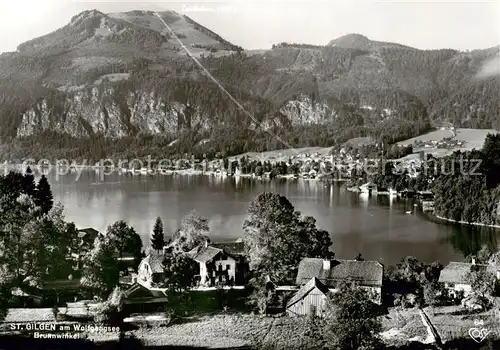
top-left (42, 169), bottom-right (500, 265)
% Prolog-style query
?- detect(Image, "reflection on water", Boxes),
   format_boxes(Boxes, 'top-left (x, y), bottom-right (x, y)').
top-left (20, 169), bottom-right (499, 265)
top-left (449, 225), bottom-right (498, 259)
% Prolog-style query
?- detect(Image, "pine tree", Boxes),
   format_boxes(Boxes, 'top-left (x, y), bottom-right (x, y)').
top-left (34, 175), bottom-right (53, 214)
top-left (21, 166), bottom-right (36, 197)
top-left (0, 171), bottom-right (23, 199)
top-left (151, 217), bottom-right (165, 253)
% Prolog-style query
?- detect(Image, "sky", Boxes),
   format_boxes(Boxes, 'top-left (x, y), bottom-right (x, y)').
top-left (0, 0), bottom-right (499, 53)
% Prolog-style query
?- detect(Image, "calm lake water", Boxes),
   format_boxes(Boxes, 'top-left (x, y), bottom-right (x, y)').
top-left (40, 170), bottom-right (500, 265)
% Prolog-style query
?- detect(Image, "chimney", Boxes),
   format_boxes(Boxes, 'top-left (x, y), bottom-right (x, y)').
top-left (204, 240), bottom-right (208, 248)
top-left (472, 257), bottom-right (476, 265)
top-left (496, 271), bottom-right (500, 280)
top-left (323, 260), bottom-right (331, 270)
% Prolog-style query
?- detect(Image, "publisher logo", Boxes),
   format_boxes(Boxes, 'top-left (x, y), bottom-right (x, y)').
top-left (469, 320), bottom-right (490, 343)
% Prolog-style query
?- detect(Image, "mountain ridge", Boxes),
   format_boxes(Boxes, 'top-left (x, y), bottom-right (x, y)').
top-left (327, 33), bottom-right (415, 51)
top-left (0, 9), bottom-right (498, 161)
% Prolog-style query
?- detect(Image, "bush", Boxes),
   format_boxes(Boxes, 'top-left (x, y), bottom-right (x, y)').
top-left (303, 310), bottom-right (326, 348)
top-left (424, 282), bottom-right (452, 307)
top-left (461, 293), bottom-right (493, 312)
top-left (94, 287), bottom-right (125, 326)
top-left (394, 293), bottom-right (420, 308)
top-left (162, 308), bottom-right (177, 326)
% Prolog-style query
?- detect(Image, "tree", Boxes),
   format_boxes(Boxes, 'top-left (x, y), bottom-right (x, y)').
top-left (244, 193), bottom-right (333, 286)
top-left (161, 248), bottom-right (197, 294)
top-left (22, 203), bottom-right (77, 285)
top-left (106, 220), bottom-right (143, 265)
top-left (466, 267), bottom-right (496, 299)
top-left (171, 211), bottom-right (210, 252)
top-left (34, 175), bottom-right (53, 214)
top-left (21, 166), bottom-right (36, 197)
top-left (0, 266), bottom-right (13, 322)
top-left (298, 216), bottom-right (334, 260)
top-left (151, 217), bottom-right (165, 253)
top-left (465, 245), bottom-right (492, 265)
top-left (94, 286), bottom-right (125, 326)
top-left (423, 281), bottom-right (447, 306)
top-left (243, 192), bottom-right (296, 275)
top-left (160, 248), bottom-right (197, 316)
top-left (0, 194), bottom-right (39, 285)
top-left (80, 236), bottom-right (120, 299)
top-left (0, 171), bottom-right (23, 199)
top-left (481, 133), bottom-right (500, 188)
top-left (0, 173), bottom-right (76, 316)
top-left (384, 257), bottom-right (444, 307)
top-left (254, 166), bottom-right (263, 177)
top-left (246, 275), bottom-right (276, 315)
top-left (324, 282), bottom-right (383, 350)
top-left (386, 256), bottom-right (425, 294)
top-left (423, 261), bottom-right (443, 283)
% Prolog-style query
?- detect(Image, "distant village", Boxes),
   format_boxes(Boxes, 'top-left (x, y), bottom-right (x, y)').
top-left (2, 142), bottom-right (424, 182)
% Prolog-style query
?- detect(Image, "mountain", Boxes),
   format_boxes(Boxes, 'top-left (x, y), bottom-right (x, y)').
top-left (0, 12), bottom-right (498, 161)
top-left (327, 33), bottom-right (412, 50)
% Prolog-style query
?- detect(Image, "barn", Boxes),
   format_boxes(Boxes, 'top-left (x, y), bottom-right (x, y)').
top-left (286, 277), bottom-right (331, 317)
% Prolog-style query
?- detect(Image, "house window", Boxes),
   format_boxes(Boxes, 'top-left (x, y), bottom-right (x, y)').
top-left (226, 264), bottom-right (230, 271)
top-left (218, 264), bottom-right (222, 271)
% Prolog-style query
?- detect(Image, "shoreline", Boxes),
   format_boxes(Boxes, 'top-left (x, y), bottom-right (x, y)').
top-left (433, 214), bottom-right (500, 230)
top-left (1, 163), bottom-right (351, 182)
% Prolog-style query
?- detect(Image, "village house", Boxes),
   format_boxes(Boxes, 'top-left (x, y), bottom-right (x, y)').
top-left (438, 260), bottom-right (500, 298)
top-left (136, 240), bottom-right (248, 289)
top-left (287, 258), bottom-right (384, 316)
top-left (188, 241), bottom-right (247, 287)
top-left (137, 252), bottom-right (165, 288)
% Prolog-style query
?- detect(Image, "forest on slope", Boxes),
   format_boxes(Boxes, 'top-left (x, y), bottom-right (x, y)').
top-left (0, 10), bottom-right (498, 160)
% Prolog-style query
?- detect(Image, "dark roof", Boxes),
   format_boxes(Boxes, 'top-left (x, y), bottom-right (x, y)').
top-left (438, 262), bottom-right (499, 284)
top-left (296, 258), bottom-right (384, 287)
top-left (124, 283), bottom-right (167, 299)
top-left (188, 246), bottom-right (224, 263)
top-left (287, 277), bottom-right (331, 308)
top-left (43, 278), bottom-right (82, 290)
top-left (142, 253), bottom-right (165, 273)
top-left (77, 228), bottom-right (99, 239)
top-left (118, 252), bottom-right (136, 261)
top-left (211, 242), bottom-right (245, 255)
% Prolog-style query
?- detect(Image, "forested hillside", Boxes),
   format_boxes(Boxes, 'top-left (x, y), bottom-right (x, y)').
top-left (0, 9), bottom-right (498, 160)
top-left (432, 134), bottom-right (500, 226)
